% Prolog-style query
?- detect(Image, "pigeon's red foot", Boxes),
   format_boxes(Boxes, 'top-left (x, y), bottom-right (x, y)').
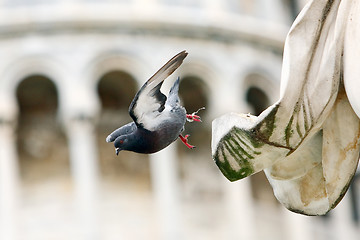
top-left (186, 114), bottom-right (201, 122)
top-left (179, 134), bottom-right (196, 149)
top-left (186, 107), bottom-right (205, 122)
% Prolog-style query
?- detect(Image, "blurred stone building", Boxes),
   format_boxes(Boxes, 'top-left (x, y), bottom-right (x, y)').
top-left (0, 0), bottom-right (359, 240)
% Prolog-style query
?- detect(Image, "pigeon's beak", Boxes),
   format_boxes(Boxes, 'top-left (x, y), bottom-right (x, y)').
top-left (115, 148), bottom-right (120, 155)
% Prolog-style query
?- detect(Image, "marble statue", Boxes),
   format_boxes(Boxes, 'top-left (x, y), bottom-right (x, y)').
top-left (212, 0), bottom-right (360, 215)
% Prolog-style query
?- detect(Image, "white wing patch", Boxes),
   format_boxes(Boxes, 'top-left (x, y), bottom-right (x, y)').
top-left (139, 105), bottom-right (174, 131)
top-left (129, 51), bottom-right (188, 130)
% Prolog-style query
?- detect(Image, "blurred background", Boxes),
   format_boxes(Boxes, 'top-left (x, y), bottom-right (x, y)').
top-left (0, 0), bottom-right (359, 239)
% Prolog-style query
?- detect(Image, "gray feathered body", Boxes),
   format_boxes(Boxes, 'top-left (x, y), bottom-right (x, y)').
top-left (125, 106), bottom-right (186, 154)
top-left (106, 72), bottom-right (187, 154)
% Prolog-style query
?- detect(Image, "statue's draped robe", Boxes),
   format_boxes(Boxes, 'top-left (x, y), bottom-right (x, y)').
top-left (212, 0), bottom-right (360, 215)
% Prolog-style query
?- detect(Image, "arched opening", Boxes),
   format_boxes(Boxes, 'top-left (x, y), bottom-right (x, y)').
top-left (16, 75), bottom-right (70, 183)
top-left (179, 76), bottom-right (208, 113)
top-left (178, 75), bottom-right (210, 153)
top-left (243, 72), bottom-right (274, 116)
top-left (97, 71), bottom-right (137, 111)
top-left (244, 78), bottom-right (278, 205)
top-left (97, 71), bottom-right (151, 178)
top-left (97, 70), bottom-right (154, 237)
top-left (289, 0), bottom-right (300, 20)
top-left (246, 86), bottom-right (270, 116)
top-left (177, 75), bottom-right (223, 228)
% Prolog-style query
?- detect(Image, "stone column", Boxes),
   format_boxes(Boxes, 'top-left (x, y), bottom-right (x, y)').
top-left (222, 178), bottom-right (256, 240)
top-left (217, 86), bottom-right (255, 239)
top-left (149, 144), bottom-right (182, 240)
top-left (211, 69), bottom-right (257, 239)
top-left (331, 194), bottom-right (357, 240)
top-left (281, 209), bottom-right (313, 240)
top-left (65, 114), bottom-right (100, 240)
top-left (0, 117), bottom-right (19, 240)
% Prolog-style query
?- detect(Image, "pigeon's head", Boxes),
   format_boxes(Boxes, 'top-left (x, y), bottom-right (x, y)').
top-left (114, 136), bottom-right (130, 155)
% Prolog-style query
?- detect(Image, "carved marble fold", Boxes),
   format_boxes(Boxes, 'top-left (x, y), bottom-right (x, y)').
top-left (211, 0), bottom-right (360, 215)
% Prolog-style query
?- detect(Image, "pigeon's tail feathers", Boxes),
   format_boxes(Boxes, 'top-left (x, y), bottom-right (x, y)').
top-left (168, 77), bottom-right (181, 105)
top-left (169, 77), bottom-right (180, 96)
top-left (106, 122), bottom-right (136, 143)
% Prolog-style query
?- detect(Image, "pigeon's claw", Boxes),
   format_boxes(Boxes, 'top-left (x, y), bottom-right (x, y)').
top-left (186, 114), bottom-right (201, 122)
top-left (186, 107), bottom-right (205, 122)
top-left (179, 134), bottom-right (196, 149)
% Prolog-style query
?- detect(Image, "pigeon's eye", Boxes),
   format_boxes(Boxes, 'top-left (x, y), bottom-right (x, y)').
top-left (119, 140), bottom-right (124, 144)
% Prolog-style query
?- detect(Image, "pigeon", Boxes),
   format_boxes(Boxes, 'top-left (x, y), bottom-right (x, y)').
top-left (106, 50), bottom-right (203, 155)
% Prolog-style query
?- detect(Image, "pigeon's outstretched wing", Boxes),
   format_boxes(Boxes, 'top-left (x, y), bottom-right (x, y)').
top-left (129, 50), bottom-right (188, 131)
